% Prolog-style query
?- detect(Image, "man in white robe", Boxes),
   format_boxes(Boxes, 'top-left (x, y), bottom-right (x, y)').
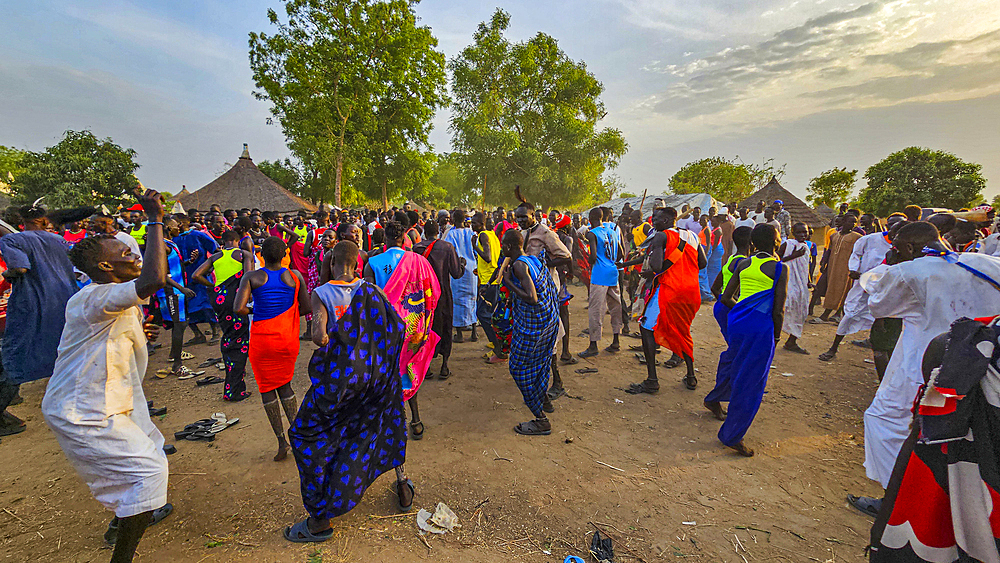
top-left (817, 217), bottom-right (902, 362)
top-left (779, 223), bottom-right (812, 354)
top-left (42, 189), bottom-right (173, 563)
top-left (847, 221), bottom-right (1000, 517)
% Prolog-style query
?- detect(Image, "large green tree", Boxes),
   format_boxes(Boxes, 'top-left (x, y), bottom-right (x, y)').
top-left (669, 157), bottom-right (784, 203)
top-left (858, 147), bottom-right (986, 216)
top-left (10, 130), bottom-right (139, 208)
top-left (806, 167), bottom-right (857, 208)
top-left (249, 0), bottom-right (447, 208)
top-left (258, 157), bottom-right (303, 193)
top-left (449, 9), bottom-right (627, 209)
top-left (0, 146), bottom-right (27, 187)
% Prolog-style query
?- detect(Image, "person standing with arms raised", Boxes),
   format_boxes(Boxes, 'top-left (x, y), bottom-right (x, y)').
top-left (42, 188), bottom-right (173, 563)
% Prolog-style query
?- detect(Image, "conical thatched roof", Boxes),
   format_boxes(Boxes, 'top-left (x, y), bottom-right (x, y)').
top-left (739, 177), bottom-right (825, 228)
top-left (179, 145), bottom-right (316, 213)
top-left (175, 186), bottom-right (191, 199)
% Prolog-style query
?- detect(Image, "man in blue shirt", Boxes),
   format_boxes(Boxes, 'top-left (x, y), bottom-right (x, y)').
top-left (579, 208), bottom-right (622, 358)
top-left (173, 213), bottom-right (220, 345)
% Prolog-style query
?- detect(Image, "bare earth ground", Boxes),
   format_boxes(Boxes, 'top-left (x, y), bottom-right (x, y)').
top-left (1, 291), bottom-right (884, 563)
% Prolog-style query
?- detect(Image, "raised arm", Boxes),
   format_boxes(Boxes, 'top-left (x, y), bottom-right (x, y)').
top-left (134, 189), bottom-right (168, 299)
top-left (191, 252), bottom-right (221, 288)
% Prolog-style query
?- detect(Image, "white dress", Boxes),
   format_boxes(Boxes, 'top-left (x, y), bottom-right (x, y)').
top-left (781, 239), bottom-right (810, 338)
top-left (42, 281), bottom-right (168, 518)
top-left (862, 253), bottom-right (1000, 488)
top-left (836, 232), bottom-right (892, 337)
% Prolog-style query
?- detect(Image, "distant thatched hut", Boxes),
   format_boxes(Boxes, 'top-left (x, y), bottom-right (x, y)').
top-left (739, 177), bottom-right (826, 229)
top-left (179, 145), bottom-right (317, 213)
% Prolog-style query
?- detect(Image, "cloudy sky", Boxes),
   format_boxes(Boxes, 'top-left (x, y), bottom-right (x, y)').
top-left (3, 0), bottom-right (999, 202)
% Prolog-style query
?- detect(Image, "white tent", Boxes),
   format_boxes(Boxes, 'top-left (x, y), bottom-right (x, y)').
top-left (590, 193), bottom-right (717, 220)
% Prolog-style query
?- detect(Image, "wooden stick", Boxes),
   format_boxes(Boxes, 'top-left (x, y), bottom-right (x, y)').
top-left (2, 507), bottom-right (26, 524)
top-left (417, 533), bottom-right (432, 550)
top-left (596, 460), bottom-right (625, 472)
top-left (369, 512), bottom-right (417, 520)
top-left (638, 189), bottom-right (648, 217)
top-left (171, 472), bottom-right (208, 476)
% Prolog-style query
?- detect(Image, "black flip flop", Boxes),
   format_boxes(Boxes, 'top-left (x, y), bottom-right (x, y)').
top-left (409, 421), bottom-right (424, 440)
top-left (284, 519), bottom-right (333, 543)
top-left (628, 345), bottom-right (644, 352)
top-left (625, 382), bottom-right (659, 395)
top-left (196, 376), bottom-right (224, 386)
top-left (396, 479), bottom-right (416, 513)
top-left (560, 356), bottom-right (579, 365)
top-left (514, 419), bottom-right (551, 436)
top-left (547, 386), bottom-right (568, 400)
top-left (663, 355), bottom-right (683, 369)
top-left (578, 349), bottom-right (599, 359)
top-left (104, 503), bottom-right (173, 545)
top-left (847, 494), bottom-right (881, 518)
top-left (684, 374), bottom-right (698, 390)
top-left (575, 367), bottom-right (598, 374)
top-left (148, 406), bottom-right (167, 417)
top-left (197, 357), bottom-right (222, 368)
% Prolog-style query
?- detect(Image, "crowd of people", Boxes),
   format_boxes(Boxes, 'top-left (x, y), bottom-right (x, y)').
top-left (3, 188), bottom-right (1000, 562)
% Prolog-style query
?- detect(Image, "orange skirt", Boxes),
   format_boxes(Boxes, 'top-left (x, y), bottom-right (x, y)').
top-left (249, 302), bottom-right (300, 393)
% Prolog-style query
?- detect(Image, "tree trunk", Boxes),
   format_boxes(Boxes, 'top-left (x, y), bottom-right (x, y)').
top-left (382, 177), bottom-right (388, 212)
top-left (334, 118), bottom-right (348, 208)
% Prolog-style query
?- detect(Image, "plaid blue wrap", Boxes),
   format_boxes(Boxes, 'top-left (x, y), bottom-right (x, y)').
top-left (509, 254), bottom-right (560, 417)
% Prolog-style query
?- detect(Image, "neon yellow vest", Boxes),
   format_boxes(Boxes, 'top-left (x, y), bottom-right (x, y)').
top-left (214, 248), bottom-right (243, 286)
top-left (476, 229), bottom-right (501, 284)
top-left (738, 255), bottom-right (777, 301)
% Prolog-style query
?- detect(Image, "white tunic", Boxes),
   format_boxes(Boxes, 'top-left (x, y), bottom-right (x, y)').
top-left (981, 232), bottom-right (1000, 256)
top-left (862, 253), bottom-right (1000, 488)
top-left (836, 232), bottom-right (892, 337)
top-left (781, 239), bottom-right (810, 338)
top-left (42, 281), bottom-right (168, 518)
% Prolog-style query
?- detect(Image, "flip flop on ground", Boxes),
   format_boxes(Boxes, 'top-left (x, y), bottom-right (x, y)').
top-left (283, 519), bottom-right (333, 543)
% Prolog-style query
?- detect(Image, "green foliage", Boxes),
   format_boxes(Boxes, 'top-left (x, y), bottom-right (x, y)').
top-left (990, 193), bottom-right (1000, 210)
top-left (669, 157), bottom-right (785, 203)
top-left (10, 130), bottom-right (139, 208)
top-left (857, 147), bottom-right (986, 216)
top-left (449, 9), bottom-right (627, 210)
top-left (249, 0), bottom-right (448, 208)
top-left (258, 158), bottom-right (303, 193)
top-left (806, 167), bottom-right (857, 208)
top-left (618, 191), bottom-right (637, 199)
top-left (0, 146), bottom-right (27, 186)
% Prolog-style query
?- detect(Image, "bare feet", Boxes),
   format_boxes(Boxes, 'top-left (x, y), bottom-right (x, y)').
top-left (704, 401), bottom-right (726, 420)
top-left (728, 441), bottom-right (754, 457)
top-left (274, 438), bottom-right (289, 462)
top-left (783, 342), bottom-right (810, 355)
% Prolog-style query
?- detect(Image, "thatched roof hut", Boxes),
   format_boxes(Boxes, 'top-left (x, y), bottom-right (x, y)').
top-left (179, 145), bottom-right (316, 213)
top-left (592, 193), bottom-right (717, 220)
top-left (739, 177), bottom-right (825, 228)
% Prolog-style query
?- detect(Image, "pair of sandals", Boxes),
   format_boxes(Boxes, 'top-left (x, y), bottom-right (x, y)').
top-left (283, 479), bottom-right (416, 543)
top-left (196, 376), bottom-right (225, 386)
top-left (174, 413), bottom-right (239, 441)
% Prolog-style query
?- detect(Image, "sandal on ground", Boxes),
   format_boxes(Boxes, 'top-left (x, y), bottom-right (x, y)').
top-left (637, 356), bottom-right (660, 366)
top-left (170, 351), bottom-right (194, 361)
top-left (0, 415), bottom-right (27, 437)
top-left (625, 382), bottom-right (659, 395)
top-left (284, 519), bottom-right (333, 543)
top-left (547, 385), bottom-right (568, 400)
top-left (396, 478), bottom-right (416, 513)
top-left (175, 366), bottom-right (205, 380)
top-left (728, 441), bottom-right (754, 457)
top-left (782, 343), bottom-right (810, 355)
top-left (197, 357), bottom-right (222, 368)
top-left (628, 344), bottom-right (644, 352)
top-left (560, 356), bottom-right (579, 365)
top-left (577, 348), bottom-right (599, 359)
top-left (808, 318), bottom-right (832, 325)
top-left (704, 401), bottom-right (727, 420)
top-left (438, 368), bottom-right (451, 381)
top-left (575, 367), bottom-right (598, 374)
top-left (486, 354), bottom-right (508, 364)
top-left (663, 355), bottom-right (683, 369)
top-left (847, 494), bottom-right (882, 518)
top-left (196, 376), bottom-right (224, 386)
top-left (683, 374), bottom-right (698, 390)
top-left (410, 421), bottom-right (424, 440)
top-left (155, 368), bottom-right (171, 380)
top-left (514, 419), bottom-right (551, 436)
top-left (148, 406), bottom-right (167, 417)
top-left (818, 351), bottom-right (836, 362)
top-left (604, 345), bottom-right (620, 353)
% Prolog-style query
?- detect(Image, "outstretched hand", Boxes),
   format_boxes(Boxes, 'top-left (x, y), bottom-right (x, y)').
top-left (135, 184), bottom-right (165, 220)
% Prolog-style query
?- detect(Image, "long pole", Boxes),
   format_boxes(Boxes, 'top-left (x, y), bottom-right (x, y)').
top-left (638, 189), bottom-right (648, 219)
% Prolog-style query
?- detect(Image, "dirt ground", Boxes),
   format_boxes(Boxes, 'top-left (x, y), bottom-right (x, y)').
top-left (1, 291), bottom-right (885, 563)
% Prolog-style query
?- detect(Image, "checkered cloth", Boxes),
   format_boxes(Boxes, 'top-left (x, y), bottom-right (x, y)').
top-left (509, 254), bottom-right (560, 417)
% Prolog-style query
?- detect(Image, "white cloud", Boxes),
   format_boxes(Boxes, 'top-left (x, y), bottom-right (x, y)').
top-left (621, 0), bottom-right (1000, 137)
